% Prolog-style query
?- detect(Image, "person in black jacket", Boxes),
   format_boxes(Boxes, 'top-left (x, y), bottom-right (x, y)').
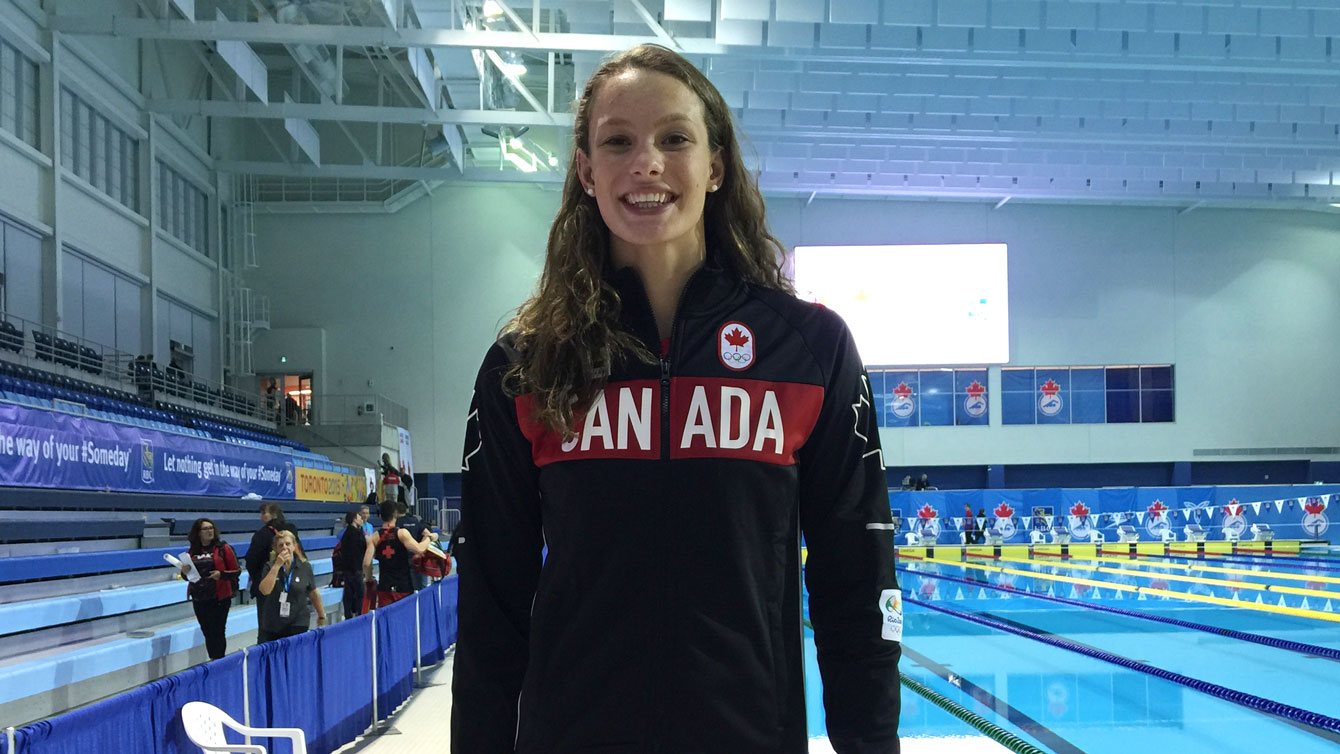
top-left (336, 510), bottom-right (368, 618)
top-left (452, 44), bottom-right (900, 754)
top-left (245, 502), bottom-right (301, 600)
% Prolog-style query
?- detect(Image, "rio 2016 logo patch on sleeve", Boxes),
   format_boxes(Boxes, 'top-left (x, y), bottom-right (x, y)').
top-left (879, 589), bottom-right (903, 642)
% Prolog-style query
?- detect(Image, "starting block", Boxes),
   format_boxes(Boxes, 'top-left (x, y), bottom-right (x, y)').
top-left (1030, 530), bottom-right (1047, 544)
top-left (904, 531), bottom-right (922, 546)
top-left (1116, 525), bottom-right (1139, 543)
top-left (1160, 527), bottom-right (1176, 543)
top-left (1183, 524), bottom-right (1208, 542)
top-left (1250, 523), bottom-right (1274, 542)
top-left (1050, 520), bottom-right (1071, 544)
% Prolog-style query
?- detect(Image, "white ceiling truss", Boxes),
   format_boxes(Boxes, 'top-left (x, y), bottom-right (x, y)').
top-left (49, 0), bottom-right (1340, 209)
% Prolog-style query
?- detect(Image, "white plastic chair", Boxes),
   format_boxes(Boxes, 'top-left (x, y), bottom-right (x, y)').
top-left (181, 700), bottom-right (307, 754)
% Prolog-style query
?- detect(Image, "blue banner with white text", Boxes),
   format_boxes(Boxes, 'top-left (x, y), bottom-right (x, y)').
top-left (0, 403), bottom-right (296, 498)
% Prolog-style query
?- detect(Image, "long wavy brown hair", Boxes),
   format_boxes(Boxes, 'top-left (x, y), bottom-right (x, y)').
top-left (504, 44), bottom-right (792, 439)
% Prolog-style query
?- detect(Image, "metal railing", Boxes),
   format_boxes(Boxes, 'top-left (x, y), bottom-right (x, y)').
top-left (0, 311), bottom-right (271, 425)
top-left (317, 393), bottom-right (410, 429)
top-left (439, 507), bottom-right (461, 535)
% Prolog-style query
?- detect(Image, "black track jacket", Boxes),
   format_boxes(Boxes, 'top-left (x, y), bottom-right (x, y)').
top-left (452, 262), bottom-right (901, 754)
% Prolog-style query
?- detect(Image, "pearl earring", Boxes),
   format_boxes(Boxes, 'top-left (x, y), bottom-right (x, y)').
top-left (709, 184), bottom-right (718, 192)
top-left (585, 187), bottom-right (595, 196)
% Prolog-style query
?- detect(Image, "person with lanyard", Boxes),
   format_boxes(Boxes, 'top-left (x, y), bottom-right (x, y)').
top-left (182, 518), bottom-right (240, 660)
top-left (364, 500), bottom-right (434, 607)
top-left (451, 44), bottom-right (900, 754)
top-left (256, 529), bottom-right (326, 643)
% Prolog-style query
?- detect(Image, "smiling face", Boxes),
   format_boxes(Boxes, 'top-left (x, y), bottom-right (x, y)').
top-left (576, 69), bottom-right (724, 262)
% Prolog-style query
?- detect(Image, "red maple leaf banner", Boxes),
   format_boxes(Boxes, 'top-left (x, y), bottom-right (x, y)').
top-left (993, 502), bottom-right (1015, 519)
top-left (917, 503), bottom-right (938, 519)
top-left (1304, 497), bottom-right (1326, 515)
top-left (1039, 379), bottom-right (1061, 396)
top-left (893, 382), bottom-right (913, 398)
top-left (723, 328), bottom-right (750, 349)
top-left (965, 381), bottom-right (986, 398)
top-left (1069, 501), bottom-right (1090, 517)
top-left (1224, 499), bottom-right (1243, 517)
top-left (1147, 500), bottom-right (1168, 519)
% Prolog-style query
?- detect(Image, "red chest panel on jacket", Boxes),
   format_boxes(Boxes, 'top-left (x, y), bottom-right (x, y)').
top-left (517, 378), bottom-right (823, 467)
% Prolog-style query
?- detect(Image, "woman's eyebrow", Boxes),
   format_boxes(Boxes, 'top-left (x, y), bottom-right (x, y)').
top-left (599, 113), bottom-right (694, 128)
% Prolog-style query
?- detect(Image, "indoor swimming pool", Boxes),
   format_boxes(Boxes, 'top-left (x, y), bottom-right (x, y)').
top-left (803, 549), bottom-right (1340, 753)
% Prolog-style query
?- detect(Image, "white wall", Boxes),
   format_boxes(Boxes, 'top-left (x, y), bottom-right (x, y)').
top-left (253, 191), bottom-right (1340, 473)
top-left (252, 184), bottom-right (556, 472)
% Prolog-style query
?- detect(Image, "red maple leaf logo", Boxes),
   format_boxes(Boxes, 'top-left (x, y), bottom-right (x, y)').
top-left (917, 503), bottom-right (938, 519)
top-left (994, 502), bottom-right (1015, 519)
top-left (1147, 500), bottom-right (1168, 518)
top-left (1039, 379), bottom-right (1061, 396)
top-left (966, 381), bottom-right (986, 398)
top-left (1070, 501), bottom-right (1090, 517)
top-left (1224, 499), bottom-right (1243, 517)
top-left (723, 327), bottom-right (749, 349)
top-left (1304, 497), bottom-right (1326, 515)
top-left (893, 382), bottom-right (913, 398)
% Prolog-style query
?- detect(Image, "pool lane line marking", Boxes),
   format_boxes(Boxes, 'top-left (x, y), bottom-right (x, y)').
top-left (1120, 550), bottom-right (1340, 573)
top-left (898, 565), bottom-right (1340, 663)
top-left (904, 596), bottom-right (1340, 742)
top-left (976, 554), bottom-right (1340, 601)
top-left (898, 645), bottom-right (1089, 754)
top-left (1049, 554), bottom-right (1340, 586)
top-left (912, 556), bottom-right (1340, 624)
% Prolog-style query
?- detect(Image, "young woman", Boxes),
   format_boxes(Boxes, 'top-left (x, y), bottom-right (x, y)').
top-left (182, 518), bottom-right (239, 660)
top-left (336, 509), bottom-right (369, 618)
top-left (452, 45), bottom-right (900, 754)
top-left (256, 529), bottom-right (326, 643)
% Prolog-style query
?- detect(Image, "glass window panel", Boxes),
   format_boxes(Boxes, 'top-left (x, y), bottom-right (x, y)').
top-left (1072, 388), bottom-right (1106, 424)
top-left (1106, 390), bottom-right (1140, 423)
top-left (193, 314), bottom-right (216, 380)
top-left (883, 371), bottom-right (918, 427)
top-left (0, 46), bottom-right (13, 135)
top-left (1141, 390), bottom-right (1174, 423)
top-left (1105, 366), bottom-right (1139, 391)
top-left (90, 115), bottom-right (104, 190)
top-left (155, 295), bottom-right (170, 362)
top-left (5, 223), bottom-right (41, 323)
top-left (109, 134), bottom-right (123, 204)
top-left (76, 102), bottom-right (91, 181)
top-left (1140, 365), bottom-right (1174, 390)
top-left (82, 262), bottom-right (115, 347)
top-left (60, 252), bottom-right (84, 339)
top-left (1001, 367), bottom-right (1034, 393)
top-left (1001, 391), bottom-right (1035, 425)
top-left (918, 370), bottom-right (954, 426)
top-left (158, 163), bottom-right (172, 233)
top-left (115, 276), bottom-right (143, 356)
top-left (21, 57), bottom-right (37, 147)
top-left (60, 89), bottom-right (73, 168)
top-left (173, 172), bottom-right (185, 239)
top-left (126, 140), bottom-right (139, 211)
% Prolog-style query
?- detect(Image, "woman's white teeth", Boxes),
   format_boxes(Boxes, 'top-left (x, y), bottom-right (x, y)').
top-left (624, 193), bottom-right (672, 206)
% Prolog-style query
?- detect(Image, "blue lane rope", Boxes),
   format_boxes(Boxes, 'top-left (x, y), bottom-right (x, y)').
top-left (903, 594), bottom-right (1340, 735)
top-left (898, 566), bottom-right (1340, 661)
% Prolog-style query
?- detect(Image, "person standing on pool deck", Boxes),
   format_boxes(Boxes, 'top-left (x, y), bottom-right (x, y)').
top-left (451, 44), bottom-right (900, 754)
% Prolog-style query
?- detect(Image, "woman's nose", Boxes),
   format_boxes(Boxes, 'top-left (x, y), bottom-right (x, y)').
top-left (631, 143), bottom-right (663, 176)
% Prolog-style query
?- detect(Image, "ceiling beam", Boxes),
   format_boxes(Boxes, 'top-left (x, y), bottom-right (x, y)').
top-left (219, 160), bottom-right (567, 182)
top-left (49, 15), bottom-right (726, 54)
top-left (145, 98), bottom-right (574, 127)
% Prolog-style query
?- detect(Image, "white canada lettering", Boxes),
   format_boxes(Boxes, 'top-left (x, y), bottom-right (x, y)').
top-left (681, 385), bottom-right (717, 449)
top-left (680, 386), bottom-right (785, 455)
top-left (719, 387), bottom-right (750, 450)
top-left (752, 390), bottom-right (785, 455)
top-left (580, 391), bottom-right (613, 451)
top-left (617, 387), bottom-right (652, 450)
top-left (561, 386), bottom-right (654, 453)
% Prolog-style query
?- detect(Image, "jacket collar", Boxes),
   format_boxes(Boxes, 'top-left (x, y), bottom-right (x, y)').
top-left (609, 256), bottom-right (746, 331)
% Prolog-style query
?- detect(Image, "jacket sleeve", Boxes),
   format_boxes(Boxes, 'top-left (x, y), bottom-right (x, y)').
top-left (451, 343), bottom-right (544, 754)
top-left (797, 316), bottom-right (901, 754)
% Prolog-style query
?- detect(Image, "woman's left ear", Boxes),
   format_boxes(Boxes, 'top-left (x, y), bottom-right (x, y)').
top-left (708, 150), bottom-right (725, 192)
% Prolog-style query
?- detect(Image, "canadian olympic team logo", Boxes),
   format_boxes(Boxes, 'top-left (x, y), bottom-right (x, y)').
top-left (992, 502), bottom-right (1017, 539)
top-left (1302, 497), bottom-right (1329, 538)
top-left (963, 381), bottom-right (987, 418)
top-left (718, 321), bottom-right (755, 371)
top-left (1221, 500), bottom-right (1247, 539)
top-left (891, 382), bottom-right (915, 419)
top-left (1038, 379), bottom-right (1063, 417)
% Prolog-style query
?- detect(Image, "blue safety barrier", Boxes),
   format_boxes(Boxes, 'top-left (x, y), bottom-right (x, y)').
top-left (898, 566), bottom-right (1340, 662)
top-left (905, 594), bottom-right (1340, 735)
top-left (6, 577), bottom-right (457, 754)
